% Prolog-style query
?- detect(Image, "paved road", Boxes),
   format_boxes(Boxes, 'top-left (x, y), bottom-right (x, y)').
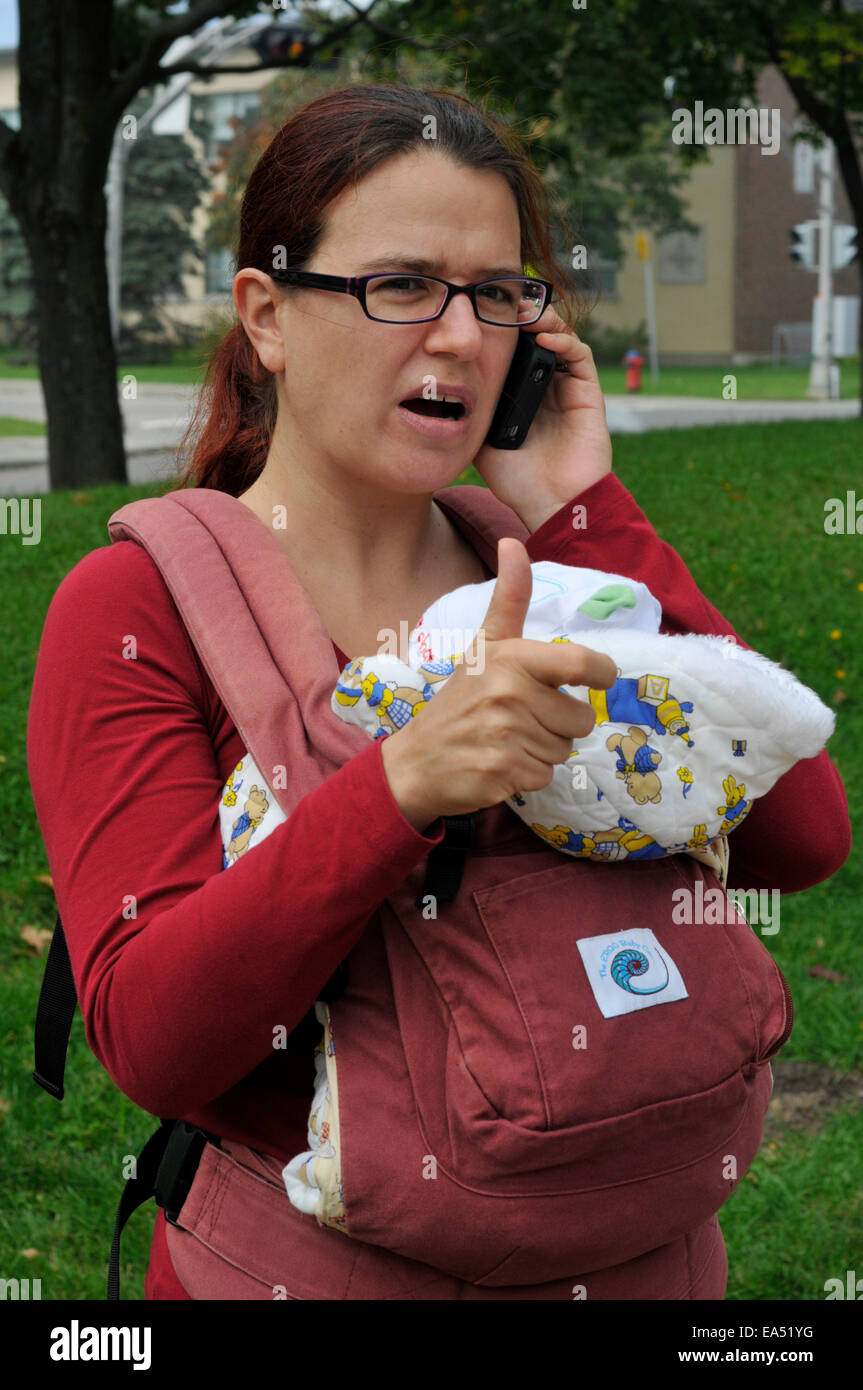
top-left (0, 378), bottom-right (859, 494)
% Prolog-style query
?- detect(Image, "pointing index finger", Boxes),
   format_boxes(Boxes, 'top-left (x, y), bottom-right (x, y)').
top-left (497, 636), bottom-right (618, 692)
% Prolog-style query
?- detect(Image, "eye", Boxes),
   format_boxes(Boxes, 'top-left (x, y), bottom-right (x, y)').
top-left (479, 283), bottom-right (517, 304)
top-left (375, 276), bottom-right (428, 292)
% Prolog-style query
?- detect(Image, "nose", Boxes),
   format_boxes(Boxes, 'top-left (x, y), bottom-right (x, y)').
top-left (423, 288), bottom-right (485, 356)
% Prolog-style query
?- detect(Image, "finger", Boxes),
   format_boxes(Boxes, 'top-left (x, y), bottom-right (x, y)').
top-left (466, 538), bottom-right (533, 654)
top-left (534, 330), bottom-right (598, 382)
top-left (493, 636), bottom-right (617, 694)
top-left (521, 721), bottom-right (594, 770)
top-left (528, 681), bottom-right (599, 743)
top-left (488, 665), bottom-right (598, 748)
top-left (530, 301), bottom-right (572, 335)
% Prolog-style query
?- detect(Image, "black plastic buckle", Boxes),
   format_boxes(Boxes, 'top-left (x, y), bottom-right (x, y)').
top-left (414, 813), bottom-right (476, 910)
top-left (154, 1121), bottom-right (216, 1227)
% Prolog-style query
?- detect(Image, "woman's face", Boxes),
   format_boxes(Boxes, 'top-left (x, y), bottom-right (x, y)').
top-left (263, 148), bottom-right (524, 494)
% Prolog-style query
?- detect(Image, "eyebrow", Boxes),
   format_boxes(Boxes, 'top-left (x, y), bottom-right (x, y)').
top-left (355, 255), bottom-right (526, 279)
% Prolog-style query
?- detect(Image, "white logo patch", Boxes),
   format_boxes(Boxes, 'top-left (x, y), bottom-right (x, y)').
top-left (575, 928), bottom-right (688, 1019)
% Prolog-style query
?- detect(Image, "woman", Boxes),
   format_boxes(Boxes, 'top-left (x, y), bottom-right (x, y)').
top-left (27, 84), bottom-right (850, 1300)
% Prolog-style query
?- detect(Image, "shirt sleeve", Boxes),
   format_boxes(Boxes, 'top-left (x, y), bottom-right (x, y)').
top-left (26, 542), bottom-right (445, 1119)
top-left (523, 472), bottom-right (851, 895)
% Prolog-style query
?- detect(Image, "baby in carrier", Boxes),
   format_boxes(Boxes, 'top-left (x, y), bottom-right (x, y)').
top-left (222, 560), bottom-right (834, 1234)
top-left (330, 561), bottom-right (833, 877)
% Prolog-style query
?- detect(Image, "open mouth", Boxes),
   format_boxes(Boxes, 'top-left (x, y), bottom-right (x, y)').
top-left (399, 396), bottom-right (466, 420)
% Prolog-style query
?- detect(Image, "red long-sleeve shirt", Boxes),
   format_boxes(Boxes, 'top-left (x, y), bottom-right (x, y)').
top-left (27, 472), bottom-right (850, 1293)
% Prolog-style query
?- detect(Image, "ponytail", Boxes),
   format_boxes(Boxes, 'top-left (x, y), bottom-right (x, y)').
top-left (170, 321), bottom-right (277, 495)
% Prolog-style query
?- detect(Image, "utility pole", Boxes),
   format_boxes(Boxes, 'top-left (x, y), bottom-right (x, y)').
top-left (635, 233), bottom-right (660, 387)
top-left (807, 140), bottom-right (836, 400)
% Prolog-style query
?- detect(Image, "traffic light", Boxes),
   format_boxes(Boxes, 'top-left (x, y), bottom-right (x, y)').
top-left (833, 224), bottom-right (859, 270)
top-left (249, 24), bottom-right (311, 66)
top-left (789, 221), bottom-right (817, 270)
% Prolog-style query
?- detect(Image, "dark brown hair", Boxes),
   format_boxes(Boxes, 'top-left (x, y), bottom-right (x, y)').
top-left (171, 83), bottom-right (588, 496)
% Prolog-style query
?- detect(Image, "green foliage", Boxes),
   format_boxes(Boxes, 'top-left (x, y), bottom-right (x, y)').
top-left (585, 319), bottom-right (649, 364)
top-left (0, 91), bottom-right (211, 364)
top-left (198, 54), bottom-right (454, 262)
top-left (359, 0), bottom-right (863, 269)
top-left (118, 96), bottom-right (210, 314)
top-left (114, 94), bottom-right (211, 361)
top-left (198, 15), bottom-right (698, 278)
top-left (0, 192), bottom-right (37, 355)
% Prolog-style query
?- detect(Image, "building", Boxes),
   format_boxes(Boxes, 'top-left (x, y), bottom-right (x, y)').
top-left (593, 65), bottom-right (860, 365)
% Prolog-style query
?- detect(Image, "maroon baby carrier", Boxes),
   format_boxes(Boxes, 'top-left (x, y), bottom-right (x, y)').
top-left (97, 485), bottom-right (791, 1292)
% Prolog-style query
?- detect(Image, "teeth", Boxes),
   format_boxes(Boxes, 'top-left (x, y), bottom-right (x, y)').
top-left (430, 393), bottom-right (461, 403)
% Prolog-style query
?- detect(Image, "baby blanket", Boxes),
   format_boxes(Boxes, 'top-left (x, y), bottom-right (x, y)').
top-left (331, 561), bottom-right (835, 867)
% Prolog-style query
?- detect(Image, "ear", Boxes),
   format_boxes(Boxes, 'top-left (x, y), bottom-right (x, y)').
top-left (233, 269), bottom-right (286, 374)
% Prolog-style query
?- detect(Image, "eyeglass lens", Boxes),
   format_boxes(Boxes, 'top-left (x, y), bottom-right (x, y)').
top-left (365, 275), bottom-right (546, 324)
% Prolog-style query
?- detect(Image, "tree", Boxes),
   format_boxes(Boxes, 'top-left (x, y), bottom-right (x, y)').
top-left (0, 0), bottom-right (381, 490)
top-left (0, 179), bottom-right (36, 357)
top-left (117, 95), bottom-right (213, 361)
top-left (0, 92), bottom-right (210, 364)
top-left (366, 0), bottom-right (863, 409)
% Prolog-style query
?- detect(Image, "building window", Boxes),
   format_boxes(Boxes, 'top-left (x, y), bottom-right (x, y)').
top-left (595, 258), bottom-right (619, 298)
top-left (658, 228), bottom-right (706, 284)
top-left (560, 253), bottom-right (619, 300)
top-left (200, 91), bottom-right (261, 161)
top-left (206, 248), bottom-right (236, 295)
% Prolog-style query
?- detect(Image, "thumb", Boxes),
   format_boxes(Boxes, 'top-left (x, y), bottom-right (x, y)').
top-left (472, 537), bottom-right (534, 649)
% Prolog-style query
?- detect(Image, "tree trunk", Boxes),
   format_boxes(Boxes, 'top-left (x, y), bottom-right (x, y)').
top-left (19, 192), bottom-right (126, 490)
top-left (0, 0), bottom-right (127, 489)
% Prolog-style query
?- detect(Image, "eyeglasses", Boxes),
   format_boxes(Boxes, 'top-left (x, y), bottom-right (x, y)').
top-left (267, 268), bottom-right (554, 325)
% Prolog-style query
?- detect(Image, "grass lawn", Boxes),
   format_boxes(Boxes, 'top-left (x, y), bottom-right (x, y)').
top-left (0, 417), bottom-right (46, 436)
top-left (0, 347), bottom-right (208, 387)
top-left (1, 418), bottom-right (861, 1300)
top-left (596, 359), bottom-right (862, 400)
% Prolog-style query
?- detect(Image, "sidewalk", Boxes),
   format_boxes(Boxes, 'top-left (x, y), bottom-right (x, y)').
top-left (0, 379), bottom-right (859, 493)
top-left (604, 392), bottom-right (860, 433)
top-left (0, 380), bottom-right (197, 493)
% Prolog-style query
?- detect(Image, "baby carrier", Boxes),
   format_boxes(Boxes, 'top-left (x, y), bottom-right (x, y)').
top-left (33, 483), bottom-right (793, 1296)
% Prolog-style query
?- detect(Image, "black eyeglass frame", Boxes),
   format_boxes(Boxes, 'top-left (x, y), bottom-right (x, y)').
top-left (267, 268), bottom-right (556, 325)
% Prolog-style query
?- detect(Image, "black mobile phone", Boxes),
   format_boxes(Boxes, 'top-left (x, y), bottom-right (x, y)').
top-left (484, 330), bottom-right (558, 450)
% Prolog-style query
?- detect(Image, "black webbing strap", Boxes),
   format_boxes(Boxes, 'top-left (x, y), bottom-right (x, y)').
top-left (31, 916), bottom-right (218, 1300)
top-left (107, 1118), bottom-right (176, 1301)
top-left (414, 813), bottom-right (476, 910)
top-left (32, 913), bottom-right (77, 1100)
top-left (107, 1117), bottom-right (223, 1301)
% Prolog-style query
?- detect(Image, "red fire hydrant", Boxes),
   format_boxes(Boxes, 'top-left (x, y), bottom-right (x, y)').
top-left (623, 349), bottom-right (645, 392)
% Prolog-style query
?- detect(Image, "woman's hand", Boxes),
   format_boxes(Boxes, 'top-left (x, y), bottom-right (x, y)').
top-left (380, 538), bottom-right (618, 831)
top-left (472, 303), bottom-right (614, 534)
